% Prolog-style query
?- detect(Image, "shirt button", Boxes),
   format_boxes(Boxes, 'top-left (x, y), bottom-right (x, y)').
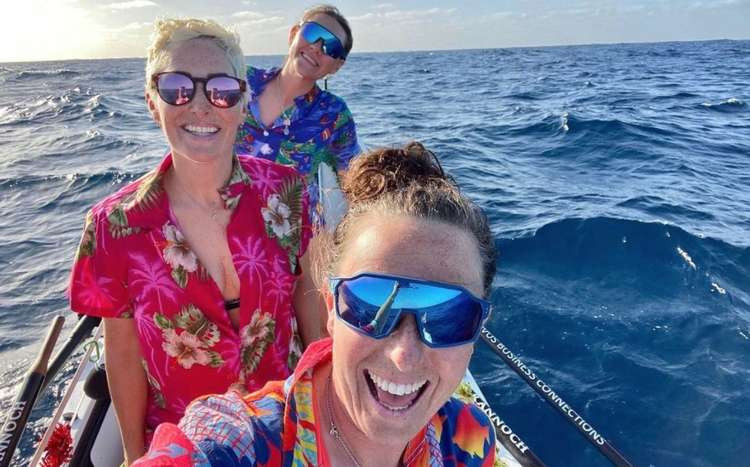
top-left (263, 130), bottom-right (269, 136)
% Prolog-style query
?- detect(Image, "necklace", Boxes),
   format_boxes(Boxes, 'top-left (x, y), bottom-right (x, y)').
top-left (173, 175), bottom-right (226, 223)
top-left (326, 375), bottom-right (362, 467)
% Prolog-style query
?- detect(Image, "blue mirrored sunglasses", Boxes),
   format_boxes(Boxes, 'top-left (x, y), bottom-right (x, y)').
top-left (329, 273), bottom-right (491, 348)
top-left (299, 21), bottom-right (348, 60)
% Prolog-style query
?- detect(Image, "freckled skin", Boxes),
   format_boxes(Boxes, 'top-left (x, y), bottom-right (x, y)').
top-left (326, 213), bottom-right (484, 459)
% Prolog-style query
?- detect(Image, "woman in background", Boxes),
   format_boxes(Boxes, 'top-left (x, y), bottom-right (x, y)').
top-left (69, 19), bottom-right (317, 464)
top-left (134, 142), bottom-right (498, 466)
top-left (236, 4), bottom-right (360, 228)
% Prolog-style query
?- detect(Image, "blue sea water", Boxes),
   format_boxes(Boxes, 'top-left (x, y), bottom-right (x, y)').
top-left (1, 40), bottom-right (749, 466)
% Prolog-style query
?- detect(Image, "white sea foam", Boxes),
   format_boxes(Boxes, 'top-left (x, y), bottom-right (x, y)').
top-left (676, 247), bottom-right (696, 270)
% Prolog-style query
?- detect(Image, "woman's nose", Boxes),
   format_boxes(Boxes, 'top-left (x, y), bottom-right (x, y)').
top-left (308, 39), bottom-right (325, 55)
top-left (190, 84), bottom-right (212, 111)
top-left (385, 315), bottom-right (425, 372)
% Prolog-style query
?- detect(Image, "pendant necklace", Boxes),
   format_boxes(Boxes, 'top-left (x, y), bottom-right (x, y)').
top-left (174, 176), bottom-right (225, 224)
top-left (326, 375), bottom-right (362, 467)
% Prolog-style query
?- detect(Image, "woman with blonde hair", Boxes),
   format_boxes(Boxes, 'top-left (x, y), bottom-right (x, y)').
top-left (69, 18), bottom-right (319, 464)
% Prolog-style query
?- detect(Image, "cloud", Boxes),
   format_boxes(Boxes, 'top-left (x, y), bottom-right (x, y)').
top-left (234, 15), bottom-right (285, 27)
top-left (350, 7), bottom-right (456, 26)
top-left (689, 0), bottom-right (747, 8)
top-left (110, 21), bottom-right (151, 32)
top-left (232, 11), bottom-right (265, 19)
top-left (490, 11), bottom-right (528, 20)
top-left (104, 0), bottom-right (157, 10)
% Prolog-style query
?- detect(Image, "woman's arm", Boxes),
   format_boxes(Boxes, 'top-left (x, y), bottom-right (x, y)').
top-left (293, 252), bottom-right (324, 346)
top-left (132, 390), bottom-right (265, 466)
top-left (104, 317), bottom-right (148, 465)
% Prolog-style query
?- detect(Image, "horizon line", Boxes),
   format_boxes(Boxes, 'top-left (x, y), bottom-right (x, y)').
top-left (2, 37), bottom-right (747, 65)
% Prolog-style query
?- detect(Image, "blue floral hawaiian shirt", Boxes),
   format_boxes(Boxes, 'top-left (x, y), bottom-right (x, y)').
top-left (235, 66), bottom-right (361, 226)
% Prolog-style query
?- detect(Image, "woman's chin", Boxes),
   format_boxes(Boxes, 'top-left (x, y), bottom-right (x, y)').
top-left (172, 149), bottom-right (228, 165)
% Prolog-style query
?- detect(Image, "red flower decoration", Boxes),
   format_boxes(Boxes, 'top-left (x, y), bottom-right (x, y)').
top-left (40, 423), bottom-right (73, 467)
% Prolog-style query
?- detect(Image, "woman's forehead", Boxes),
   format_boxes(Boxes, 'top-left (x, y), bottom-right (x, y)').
top-left (164, 39), bottom-right (232, 72)
top-left (306, 13), bottom-right (347, 44)
top-left (338, 215), bottom-right (484, 295)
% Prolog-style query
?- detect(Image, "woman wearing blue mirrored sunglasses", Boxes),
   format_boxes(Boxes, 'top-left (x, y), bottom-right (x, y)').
top-left (135, 143), bottom-right (498, 466)
top-left (235, 4), bottom-right (361, 229)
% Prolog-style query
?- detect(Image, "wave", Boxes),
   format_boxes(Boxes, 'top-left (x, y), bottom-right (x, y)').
top-left (497, 216), bottom-right (749, 304)
top-left (617, 196), bottom-right (716, 222)
top-left (650, 91), bottom-right (701, 102)
top-left (15, 69), bottom-right (81, 80)
top-left (0, 90), bottom-right (113, 126)
top-left (700, 98), bottom-right (746, 113)
top-left (550, 112), bottom-right (675, 141)
top-left (0, 169), bottom-right (136, 191)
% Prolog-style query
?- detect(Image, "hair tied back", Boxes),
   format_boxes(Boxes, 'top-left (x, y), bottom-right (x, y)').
top-left (343, 141), bottom-right (454, 204)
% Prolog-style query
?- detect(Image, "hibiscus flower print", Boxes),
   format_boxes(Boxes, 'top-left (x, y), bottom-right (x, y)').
top-left (261, 194), bottom-right (292, 239)
top-left (154, 306), bottom-right (224, 370)
top-left (239, 311), bottom-right (276, 378)
top-left (261, 176), bottom-right (304, 273)
top-left (162, 328), bottom-right (211, 369)
top-left (162, 223), bottom-right (198, 288)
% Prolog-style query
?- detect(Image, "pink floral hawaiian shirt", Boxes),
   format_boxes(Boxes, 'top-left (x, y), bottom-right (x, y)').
top-left (68, 153), bottom-right (312, 432)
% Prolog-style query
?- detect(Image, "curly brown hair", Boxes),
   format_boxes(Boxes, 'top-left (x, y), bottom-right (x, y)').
top-left (316, 142), bottom-right (497, 297)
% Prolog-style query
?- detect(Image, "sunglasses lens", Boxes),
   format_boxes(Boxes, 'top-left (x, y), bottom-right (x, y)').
top-left (205, 76), bottom-right (243, 108)
top-left (300, 22), bottom-right (346, 59)
top-left (156, 73), bottom-right (194, 105)
top-left (335, 275), bottom-right (485, 346)
top-left (417, 291), bottom-right (485, 345)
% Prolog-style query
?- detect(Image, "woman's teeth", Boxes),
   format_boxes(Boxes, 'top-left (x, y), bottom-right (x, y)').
top-left (369, 372), bottom-right (426, 396)
top-left (184, 125), bottom-right (218, 135)
top-left (301, 52), bottom-right (318, 67)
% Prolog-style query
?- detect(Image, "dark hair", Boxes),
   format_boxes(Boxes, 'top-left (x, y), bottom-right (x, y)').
top-left (302, 4), bottom-right (353, 56)
top-left (318, 142), bottom-right (497, 297)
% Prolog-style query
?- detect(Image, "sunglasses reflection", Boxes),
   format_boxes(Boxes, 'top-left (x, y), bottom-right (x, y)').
top-left (175, 86), bottom-right (190, 105)
top-left (370, 281), bottom-right (400, 334)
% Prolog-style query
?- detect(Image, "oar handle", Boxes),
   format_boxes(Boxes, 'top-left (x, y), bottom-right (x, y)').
top-left (29, 316), bottom-right (65, 375)
top-left (41, 315), bottom-right (101, 394)
top-left (0, 316), bottom-right (65, 467)
top-left (480, 327), bottom-right (633, 467)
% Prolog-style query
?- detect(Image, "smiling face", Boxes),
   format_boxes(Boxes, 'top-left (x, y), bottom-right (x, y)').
top-left (327, 213), bottom-right (484, 448)
top-left (286, 13), bottom-right (347, 81)
top-left (146, 38), bottom-right (244, 164)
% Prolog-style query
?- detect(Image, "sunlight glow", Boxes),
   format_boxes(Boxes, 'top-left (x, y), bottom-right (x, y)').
top-left (0, 0), bottom-right (106, 62)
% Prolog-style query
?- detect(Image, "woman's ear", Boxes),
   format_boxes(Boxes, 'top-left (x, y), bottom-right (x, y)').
top-left (329, 60), bottom-right (345, 76)
top-left (323, 287), bottom-right (335, 336)
top-left (145, 92), bottom-right (160, 126)
top-left (288, 23), bottom-right (300, 46)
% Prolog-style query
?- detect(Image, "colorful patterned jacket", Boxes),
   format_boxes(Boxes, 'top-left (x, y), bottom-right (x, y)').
top-left (134, 339), bottom-right (496, 466)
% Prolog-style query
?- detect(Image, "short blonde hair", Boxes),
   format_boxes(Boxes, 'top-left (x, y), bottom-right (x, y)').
top-left (145, 18), bottom-right (245, 102)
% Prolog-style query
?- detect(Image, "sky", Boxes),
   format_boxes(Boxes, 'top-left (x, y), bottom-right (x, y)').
top-left (0, 0), bottom-right (748, 62)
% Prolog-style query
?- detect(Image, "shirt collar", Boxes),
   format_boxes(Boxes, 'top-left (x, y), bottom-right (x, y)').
top-left (121, 152), bottom-right (251, 229)
top-left (255, 67), bottom-right (321, 111)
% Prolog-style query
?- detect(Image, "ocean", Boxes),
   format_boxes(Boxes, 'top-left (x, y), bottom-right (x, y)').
top-left (1, 40), bottom-right (748, 466)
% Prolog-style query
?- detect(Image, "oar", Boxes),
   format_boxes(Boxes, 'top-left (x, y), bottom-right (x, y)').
top-left (0, 315), bottom-right (65, 467)
top-left (39, 315), bottom-right (101, 394)
top-left (480, 327), bottom-right (633, 467)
